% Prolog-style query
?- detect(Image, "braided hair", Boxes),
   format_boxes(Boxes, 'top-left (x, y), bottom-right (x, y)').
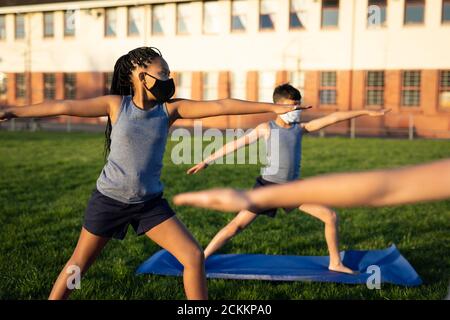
top-left (104, 47), bottom-right (162, 159)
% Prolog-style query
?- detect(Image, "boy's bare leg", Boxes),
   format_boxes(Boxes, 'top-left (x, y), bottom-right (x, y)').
top-left (298, 204), bottom-right (355, 274)
top-left (204, 210), bottom-right (258, 259)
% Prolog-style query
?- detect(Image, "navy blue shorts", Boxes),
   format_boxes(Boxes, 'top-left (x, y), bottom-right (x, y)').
top-left (83, 188), bottom-right (176, 240)
top-left (252, 176), bottom-right (297, 218)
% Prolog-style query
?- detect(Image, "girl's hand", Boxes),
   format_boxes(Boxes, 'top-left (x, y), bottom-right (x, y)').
top-left (0, 110), bottom-right (14, 122)
top-left (274, 104), bottom-right (312, 115)
top-left (367, 108), bottom-right (391, 117)
top-left (173, 188), bottom-right (252, 212)
top-left (186, 162), bottom-right (209, 175)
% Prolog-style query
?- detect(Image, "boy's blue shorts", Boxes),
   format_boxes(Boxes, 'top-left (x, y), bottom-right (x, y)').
top-left (252, 176), bottom-right (296, 218)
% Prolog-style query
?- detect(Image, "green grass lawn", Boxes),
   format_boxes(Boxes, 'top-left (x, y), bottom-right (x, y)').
top-left (0, 131), bottom-right (449, 300)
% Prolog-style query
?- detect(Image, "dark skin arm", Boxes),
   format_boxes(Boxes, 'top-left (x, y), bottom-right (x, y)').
top-left (0, 95), bottom-right (121, 121)
top-left (165, 98), bottom-right (311, 125)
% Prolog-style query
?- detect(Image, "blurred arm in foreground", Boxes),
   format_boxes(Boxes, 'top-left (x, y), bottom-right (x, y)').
top-left (174, 159), bottom-right (450, 212)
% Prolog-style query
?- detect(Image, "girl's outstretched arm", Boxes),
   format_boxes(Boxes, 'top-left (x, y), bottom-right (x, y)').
top-left (0, 95), bottom-right (121, 121)
top-left (167, 98), bottom-right (311, 120)
top-left (174, 159), bottom-right (450, 212)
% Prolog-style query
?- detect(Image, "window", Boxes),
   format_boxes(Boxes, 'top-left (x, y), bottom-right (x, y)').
top-left (176, 72), bottom-right (192, 99)
top-left (152, 5), bottom-right (166, 35)
top-left (43, 73), bottom-right (55, 100)
top-left (64, 10), bottom-right (75, 36)
top-left (104, 72), bottom-right (113, 95)
top-left (259, 0), bottom-right (277, 31)
top-left (204, 1), bottom-right (221, 34)
top-left (258, 71), bottom-right (276, 103)
top-left (15, 73), bottom-right (26, 99)
top-left (289, 70), bottom-right (305, 96)
top-left (368, 0), bottom-right (387, 27)
top-left (64, 73), bottom-right (76, 99)
top-left (443, 0), bottom-right (450, 23)
top-left (321, 0), bottom-right (339, 28)
top-left (0, 15), bottom-right (6, 40)
top-left (439, 70), bottom-right (450, 110)
top-left (0, 73), bottom-right (7, 100)
top-left (404, 0), bottom-right (425, 25)
top-left (365, 71), bottom-right (384, 106)
top-left (231, 0), bottom-right (248, 32)
top-left (401, 71), bottom-right (421, 107)
top-left (128, 7), bottom-right (142, 36)
top-left (230, 71), bottom-right (246, 100)
top-left (203, 72), bottom-right (219, 100)
top-left (290, 0), bottom-right (306, 29)
top-left (43, 12), bottom-right (54, 37)
top-left (177, 2), bottom-right (193, 35)
top-left (15, 14), bottom-right (25, 39)
top-left (105, 8), bottom-right (117, 37)
top-left (319, 71), bottom-right (337, 105)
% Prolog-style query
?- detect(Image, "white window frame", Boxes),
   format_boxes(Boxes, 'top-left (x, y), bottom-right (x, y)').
top-left (176, 72), bottom-right (192, 99)
top-left (177, 2), bottom-right (193, 35)
top-left (258, 71), bottom-right (276, 103)
top-left (203, 72), bottom-right (219, 101)
top-left (230, 71), bottom-right (246, 100)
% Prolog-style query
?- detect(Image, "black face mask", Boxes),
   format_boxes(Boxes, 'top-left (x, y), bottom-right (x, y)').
top-left (140, 72), bottom-right (175, 102)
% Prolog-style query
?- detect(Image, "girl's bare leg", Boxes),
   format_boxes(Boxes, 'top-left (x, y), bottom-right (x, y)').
top-left (49, 227), bottom-right (110, 300)
top-left (298, 204), bottom-right (354, 274)
top-left (204, 210), bottom-right (258, 259)
top-left (146, 216), bottom-right (208, 300)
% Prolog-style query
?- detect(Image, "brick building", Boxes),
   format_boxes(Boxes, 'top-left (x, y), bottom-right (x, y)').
top-left (0, 0), bottom-right (449, 137)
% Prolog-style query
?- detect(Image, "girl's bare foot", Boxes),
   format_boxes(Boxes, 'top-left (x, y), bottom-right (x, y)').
top-left (328, 263), bottom-right (356, 274)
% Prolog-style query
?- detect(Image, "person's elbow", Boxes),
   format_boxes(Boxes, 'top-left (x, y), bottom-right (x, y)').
top-left (216, 98), bottom-right (233, 108)
top-left (211, 99), bottom-right (236, 114)
top-left (327, 114), bottom-right (340, 123)
top-left (57, 100), bottom-right (73, 115)
top-left (303, 123), bottom-right (320, 132)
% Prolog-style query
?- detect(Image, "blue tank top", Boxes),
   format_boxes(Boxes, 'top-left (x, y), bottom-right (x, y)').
top-left (261, 120), bottom-right (303, 184)
top-left (96, 96), bottom-right (169, 203)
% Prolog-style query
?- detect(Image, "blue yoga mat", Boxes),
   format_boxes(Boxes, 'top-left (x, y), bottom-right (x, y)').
top-left (136, 244), bottom-right (422, 286)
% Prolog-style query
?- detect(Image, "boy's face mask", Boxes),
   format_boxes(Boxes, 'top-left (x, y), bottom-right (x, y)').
top-left (140, 72), bottom-right (175, 102)
top-left (280, 110), bottom-right (302, 124)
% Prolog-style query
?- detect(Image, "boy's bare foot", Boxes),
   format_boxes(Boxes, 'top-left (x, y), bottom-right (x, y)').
top-left (328, 263), bottom-right (356, 274)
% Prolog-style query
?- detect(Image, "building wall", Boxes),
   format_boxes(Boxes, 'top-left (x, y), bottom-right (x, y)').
top-left (1, 0), bottom-right (450, 72)
top-left (0, 0), bottom-right (449, 137)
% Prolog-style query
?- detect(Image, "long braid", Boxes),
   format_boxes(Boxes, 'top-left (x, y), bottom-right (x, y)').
top-left (104, 47), bottom-right (162, 159)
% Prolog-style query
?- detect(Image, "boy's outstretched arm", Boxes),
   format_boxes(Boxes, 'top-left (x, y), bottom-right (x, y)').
top-left (302, 109), bottom-right (390, 133)
top-left (174, 159), bottom-right (450, 211)
top-left (167, 98), bottom-right (312, 120)
top-left (0, 96), bottom-right (120, 121)
top-left (187, 123), bottom-right (268, 174)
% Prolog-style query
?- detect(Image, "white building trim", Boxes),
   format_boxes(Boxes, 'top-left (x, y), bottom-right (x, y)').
top-left (0, 0), bottom-right (448, 73)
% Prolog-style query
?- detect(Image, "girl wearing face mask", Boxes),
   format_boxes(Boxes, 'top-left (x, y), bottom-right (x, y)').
top-left (0, 47), bottom-right (308, 300)
top-left (186, 83), bottom-right (390, 275)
